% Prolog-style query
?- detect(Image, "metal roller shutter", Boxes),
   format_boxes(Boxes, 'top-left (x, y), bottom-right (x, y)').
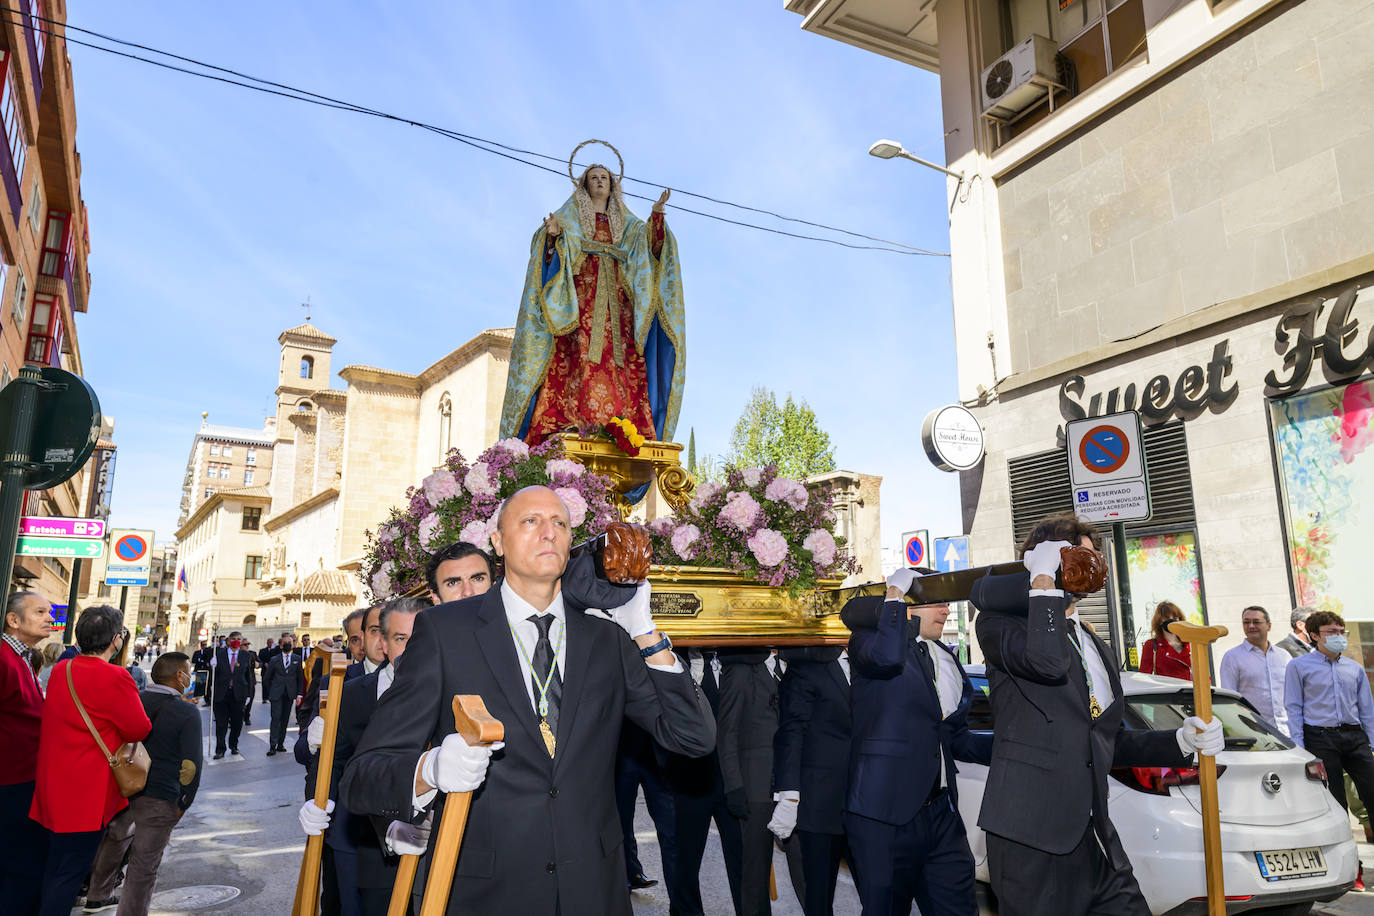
top-left (1005, 421), bottom-right (1197, 660)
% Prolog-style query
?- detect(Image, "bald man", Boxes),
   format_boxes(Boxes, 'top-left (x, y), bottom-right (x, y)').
top-left (342, 486), bottom-right (715, 915)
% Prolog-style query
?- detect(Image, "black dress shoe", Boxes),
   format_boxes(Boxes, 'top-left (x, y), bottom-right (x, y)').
top-left (265, 748), bottom-right (277, 756)
top-left (230, 748), bottom-right (240, 755)
top-left (628, 873), bottom-right (658, 890)
top-left (213, 753), bottom-right (224, 760)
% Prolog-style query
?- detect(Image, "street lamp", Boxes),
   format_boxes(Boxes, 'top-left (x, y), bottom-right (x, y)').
top-left (868, 138), bottom-right (965, 185)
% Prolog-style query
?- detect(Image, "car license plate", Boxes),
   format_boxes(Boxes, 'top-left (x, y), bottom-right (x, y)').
top-left (1254, 846), bottom-right (1327, 882)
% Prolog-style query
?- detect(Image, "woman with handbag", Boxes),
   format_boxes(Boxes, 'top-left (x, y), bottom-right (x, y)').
top-left (29, 605), bottom-right (151, 916)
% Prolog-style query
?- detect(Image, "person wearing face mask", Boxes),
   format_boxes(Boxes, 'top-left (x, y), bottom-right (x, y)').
top-left (1284, 610), bottom-right (1374, 890)
top-left (209, 630), bottom-right (254, 759)
top-left (83, 653), bottom-right (203, 914)
top-left (265, 634), bottom-right (305, 755)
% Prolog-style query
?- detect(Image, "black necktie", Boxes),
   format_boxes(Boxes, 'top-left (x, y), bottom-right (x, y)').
top-left (915, 641), bottom-right (938, 692)
top-left (528, 614), bottom-right (562, 736)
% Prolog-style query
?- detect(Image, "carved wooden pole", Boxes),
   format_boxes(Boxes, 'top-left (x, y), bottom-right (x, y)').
top-left (1168, 620), bottom-right (1229, 916)
top-left (415, 696), bottom-right (504, 916)
top-left (292, 654), bottom-right (348, 916)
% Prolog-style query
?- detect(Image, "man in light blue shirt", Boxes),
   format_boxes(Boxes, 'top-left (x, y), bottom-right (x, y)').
top-left (1219, 606), bottom-right (1290, 736)
top-left (1284, 610), bottom-right (1374, 820)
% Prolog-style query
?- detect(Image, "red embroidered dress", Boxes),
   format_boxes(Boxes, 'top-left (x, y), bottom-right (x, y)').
top-left (525, 211), bottom-right (664, 445)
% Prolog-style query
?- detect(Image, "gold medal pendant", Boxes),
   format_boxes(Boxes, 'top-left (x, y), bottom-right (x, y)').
top-left (539, 717), bottom-right (556, 757)
top-left (1089, 697), bottom-right (1103, 718)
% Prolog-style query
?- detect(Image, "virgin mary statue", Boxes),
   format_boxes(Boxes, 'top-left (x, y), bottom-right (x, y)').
top-left (499, 144), bottom-right (686, 445)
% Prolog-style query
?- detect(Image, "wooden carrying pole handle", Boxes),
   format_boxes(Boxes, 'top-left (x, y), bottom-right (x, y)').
top-left (417, 696), bottom-right (504, 916)
top-left (292, 655), bottom-right (349, 916)
top-left (386, 854), bottom-right (420, 916)
top-left (1167, 621), bottom-right (1229, 916)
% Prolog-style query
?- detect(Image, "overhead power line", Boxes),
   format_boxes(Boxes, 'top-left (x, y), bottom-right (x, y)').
top-left (5, 7), bottom-right (949, 257)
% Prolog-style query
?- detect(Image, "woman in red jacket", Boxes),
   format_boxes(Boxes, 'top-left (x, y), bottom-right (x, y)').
top-left (1138, 601), bottom-right (1192, 680)
top-left (30, 605), bottom-right (150, 916)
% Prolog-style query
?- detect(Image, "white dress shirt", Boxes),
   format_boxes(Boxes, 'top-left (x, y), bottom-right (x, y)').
top-left (765, 652), bottom-right (786, 680)
top-left (838, 650), bottom-right (850, 685)
top-left (918, 636), bottom-right (962, 787)
top-left (1219, 640), bottom-right (1290, 736)
top-left (363, 657), bottom-right (379, 676)
top-left (1066, 611), bottom-right (1116, 711)
top-left (502, 580), bottom-right (568, 712)
top-left (377, 662), bottom-right (394, 699)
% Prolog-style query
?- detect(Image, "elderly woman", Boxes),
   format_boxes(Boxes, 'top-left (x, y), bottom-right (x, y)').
top-left (29, 605), bottom-right (150, 916)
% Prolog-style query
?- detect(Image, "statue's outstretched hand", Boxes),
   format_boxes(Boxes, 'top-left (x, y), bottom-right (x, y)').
top-left (544, 213), bottom-right (563, 238)
top-left (653, 189), bottom-right (670, 213)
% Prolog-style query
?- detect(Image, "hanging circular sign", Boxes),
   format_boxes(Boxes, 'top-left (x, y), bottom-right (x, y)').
top-left (921, 405), bottom-right (985, 472)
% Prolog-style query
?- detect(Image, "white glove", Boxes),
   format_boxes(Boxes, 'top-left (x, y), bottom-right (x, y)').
top-left (385, 816), bottom-right (433, 856)
top-left (607, 581), bottom-right (655, 638)
top-left (298, 799), bottom-right (334, 836)
top-left (886, 568), bottom-right (917, 595)
top-left (768, 791), bottom-right (800, 839)
top-left (1177, 715), bottom-right (1225, 757)
top-left (306, 716), bottom-right (325, 754)
top-left (421, 731), bottom-right (504, 794)
top-left (1024, 540), bottom-right (1073, 580)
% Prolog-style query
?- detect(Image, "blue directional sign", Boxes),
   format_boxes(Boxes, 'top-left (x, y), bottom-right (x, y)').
top-left (934, 537), bottom-right (970, 574)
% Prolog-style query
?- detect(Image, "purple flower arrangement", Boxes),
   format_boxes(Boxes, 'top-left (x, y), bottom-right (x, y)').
top-left (648, 463), bottom-right (857, 593)
top-left (359, 437), bottom-right (619, 600)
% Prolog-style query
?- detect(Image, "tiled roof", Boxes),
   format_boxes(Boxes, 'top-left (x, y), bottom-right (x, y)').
top-left (278, 322), bottom-right (338, 345)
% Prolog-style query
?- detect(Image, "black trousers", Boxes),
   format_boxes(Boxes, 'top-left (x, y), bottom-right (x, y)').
top-left (1304, 725), bottom-right (1374, 814)
top-left (359, 886), bottom-right (408, 916)
top-left (847, 792), bottom-right (977, 916)
top-left (987, 823), bottom-right (1148, 916)
top-left (270, 696), bottom-right (294, 749)
top-left (615, 744), bottom-right (679, 888)
top-left (213, 698), bottom-right (244, 753)
top-left (670, 764), bottom-right (744, 916)
top-left (797, 828), bottom-right (852, 916)
top-left (36, 828), bottom-right (105, 916)
top-left (740, 800), bottom-right (805, 915)
top-left (0, 781), bottom-right (48, 916)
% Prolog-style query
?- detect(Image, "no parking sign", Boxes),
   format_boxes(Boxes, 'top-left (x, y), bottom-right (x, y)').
top-left (900, 530), bottom-right (930, 568)
top-left (105, 528), bottom-right (155, 586)
top-left (1065, 411), bottom-right (1150, 522)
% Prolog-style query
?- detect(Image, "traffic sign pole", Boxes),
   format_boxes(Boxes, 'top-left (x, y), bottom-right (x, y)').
top-left (1114, 521), bottom-right (1136, 668)
top-left (63, 557), bottom-right (81, 645)
top-left (0, 367), bottom-right (43, 598)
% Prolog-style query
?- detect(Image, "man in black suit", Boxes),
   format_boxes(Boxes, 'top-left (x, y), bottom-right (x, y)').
top-left (666, 648), bottom-right (744, 916)
top-left (718, 650), bottom-right (805, 915)
top-left (300, 597), bottom-right (430, 916)
top-left (241, 640), bottom-right (258, 726)
top-left (839, 572), bottom-right (992, 916)
top-left (770, 646), bottom-right (853, 916)
top-left (341, 486), bottom-right (716, 915)
top-left (210, 630), bottom-right (254, 758)
top-left (971, 515), bottom-right (1223, 916)
top-left (192, 639), bottom-right (212, 706)
top-left (426, 540), bottom-right (497, 603)
top-left (264, 631), bottom-right (305, 754)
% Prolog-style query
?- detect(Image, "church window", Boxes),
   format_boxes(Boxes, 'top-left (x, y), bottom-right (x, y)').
top-left (301, 355), bottom-right (314, 379)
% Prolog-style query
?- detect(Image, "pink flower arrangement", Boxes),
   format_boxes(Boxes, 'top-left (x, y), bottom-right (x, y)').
top-left (647, 462), bottom-right (856, 592)
top-left (764, 477), bottom-right (808, 511)
top-left (747, 528), bottom-right (788, 567)
top-left (802, 529), bottom-right (837, 566)
top-left (671, 523), bottom-right (702, 558)
top-left (719, 491), bottom-right (762, 532)
top-left (360, 438), bottom-right (619, 600)
top-left (421, 469), bottom-right (459, 504)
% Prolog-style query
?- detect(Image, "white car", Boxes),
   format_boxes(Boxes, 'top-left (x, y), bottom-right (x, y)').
top-left (957, 666), bottom-right (1359, 915)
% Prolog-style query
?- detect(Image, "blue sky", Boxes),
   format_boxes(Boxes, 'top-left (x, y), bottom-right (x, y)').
top-left (68, 1), bottom-right (964, 559)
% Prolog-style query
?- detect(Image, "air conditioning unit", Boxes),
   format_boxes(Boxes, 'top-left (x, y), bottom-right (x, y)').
top-left (981, 34), bottom-right (1058, 117)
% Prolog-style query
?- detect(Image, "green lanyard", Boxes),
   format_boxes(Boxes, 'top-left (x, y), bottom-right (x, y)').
top-left (1067, 623), bottom-right (1103, 718)
top-left (509, 618), bottom-right (565, 719)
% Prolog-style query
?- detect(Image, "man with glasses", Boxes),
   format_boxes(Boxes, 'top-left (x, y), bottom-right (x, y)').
top-left (1285, 610), bottom-right (1374, 891)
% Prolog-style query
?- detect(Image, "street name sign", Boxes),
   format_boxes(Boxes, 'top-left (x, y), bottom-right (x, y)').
top-left (1065, 410), bottom-right (1151, 522)
top-left (105, 528), bottom-right (154, 586)
top-left (20, 516), bottom-right (105, 539)
top-left (18, 536), bottom-right (104, 558)
top-left (934, 536), bottom-right (971, 574)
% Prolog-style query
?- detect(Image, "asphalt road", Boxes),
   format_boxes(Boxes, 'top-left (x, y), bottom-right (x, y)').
top-left (100, 694), bottom-right (1374, 916)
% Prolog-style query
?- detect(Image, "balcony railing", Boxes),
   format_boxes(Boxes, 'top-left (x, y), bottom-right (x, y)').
top-left (25, 331), bottom-right (54, 366)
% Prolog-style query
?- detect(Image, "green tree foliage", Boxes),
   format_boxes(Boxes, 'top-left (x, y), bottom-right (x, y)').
top-left (687, 427), bottom-right (697, 476)
top-left (726, 386), bottom-right (837, 479)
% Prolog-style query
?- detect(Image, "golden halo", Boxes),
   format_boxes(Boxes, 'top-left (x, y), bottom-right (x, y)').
top-left (568, 139), bottom-right (624, 186)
